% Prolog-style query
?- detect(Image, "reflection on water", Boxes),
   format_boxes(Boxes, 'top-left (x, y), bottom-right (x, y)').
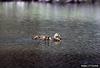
top-left (0, 2), bottom-right (100, 68)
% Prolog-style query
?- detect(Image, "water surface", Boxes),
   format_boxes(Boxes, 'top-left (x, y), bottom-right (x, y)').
top-left (0, 2), bottom-right (100, 68)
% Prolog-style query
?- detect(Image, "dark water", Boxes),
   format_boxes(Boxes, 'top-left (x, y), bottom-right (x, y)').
top-left (0, 2), bottom-right (100, 68)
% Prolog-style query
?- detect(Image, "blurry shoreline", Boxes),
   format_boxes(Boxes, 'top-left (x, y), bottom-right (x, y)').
top-left (0, 0), bottom-right (99, 4)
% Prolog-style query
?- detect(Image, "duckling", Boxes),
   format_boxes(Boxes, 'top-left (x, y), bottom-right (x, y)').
top-left (39, 35), bottom-right (52, 41)
top-left (32, 35), bottom-right (40, 40)
top-left (32, 34), bottom-right (52, 41)
top-left (53, 33), bottom-right (61, 42)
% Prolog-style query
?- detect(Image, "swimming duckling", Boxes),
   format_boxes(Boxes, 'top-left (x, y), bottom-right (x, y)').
top-left (53, 33), bottom-right (61, 42)
top-left (32, 35), bottom-right (40, 40)
top-left (32, 35), bottom-right (52, 41)
top-left (39, 35), bottom-right (51, 41)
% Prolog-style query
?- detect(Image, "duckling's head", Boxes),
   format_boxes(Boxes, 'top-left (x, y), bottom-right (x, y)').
top-left (54, 33), bottom-right (61, 38)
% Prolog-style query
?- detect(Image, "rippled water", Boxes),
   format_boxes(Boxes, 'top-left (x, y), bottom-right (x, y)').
top-left (0, 2), bottom-right (100, 68)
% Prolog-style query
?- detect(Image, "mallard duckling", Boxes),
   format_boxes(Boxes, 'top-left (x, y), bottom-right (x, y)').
top-left (32, 35), bottom-right (52, 41)
top-left (40, 35), bottom-right (52, 41)
top-left (53, 33), bottom-right (61, 42)
top-left (32, 35), bottom-right (40, 40)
